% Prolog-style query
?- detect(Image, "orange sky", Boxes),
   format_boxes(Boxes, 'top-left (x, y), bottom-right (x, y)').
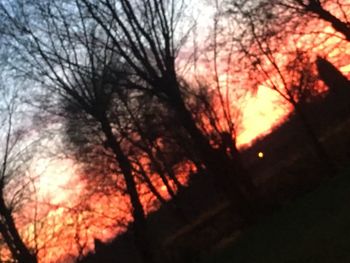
top-left (237, 86), bottom-right (291, 146)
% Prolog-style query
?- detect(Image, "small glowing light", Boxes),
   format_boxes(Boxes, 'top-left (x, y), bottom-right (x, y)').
top-left (160, 185), bottom-right (167, 192)
top-left (258, 152), bottom-right (264, 159)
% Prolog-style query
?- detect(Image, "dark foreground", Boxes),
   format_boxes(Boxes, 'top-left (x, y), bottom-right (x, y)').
top-left (206, 167), bottom-right (350, 263)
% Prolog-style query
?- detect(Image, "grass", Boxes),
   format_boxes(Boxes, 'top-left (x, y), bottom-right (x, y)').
top-left (206, 167), bottom-right (350, 263)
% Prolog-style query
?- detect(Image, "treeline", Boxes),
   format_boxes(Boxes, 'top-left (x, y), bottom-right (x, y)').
top-left (0, 0), bottom-right (349, 262)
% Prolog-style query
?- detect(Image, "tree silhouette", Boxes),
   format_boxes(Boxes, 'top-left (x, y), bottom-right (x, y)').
top-left (0, 1), bottom-right (157, 262)
top-left (316, 56), bottom-right (350, 92)
top-left (225, 2), bottom-right (335, 174)
top-left (0, 82), bottom-right (37, 263)
top-left (233, 0), bottom-right (350, 42)
top-left (282, 0), bottom-right (350, 41)
top-left (80, 0), bottom-right (258, 218)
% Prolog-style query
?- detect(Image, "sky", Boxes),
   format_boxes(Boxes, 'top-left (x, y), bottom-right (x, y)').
top-left (238, 86), bottom-right (290, 146)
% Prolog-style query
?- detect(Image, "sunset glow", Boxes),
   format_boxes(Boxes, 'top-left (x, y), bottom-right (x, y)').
top-left (34, 158), bottom-right (81, 205)
top-left (237, 87), bottom-right (290, 146)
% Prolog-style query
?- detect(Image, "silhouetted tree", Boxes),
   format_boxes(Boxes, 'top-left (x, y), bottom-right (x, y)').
top-left (279, 0), bottom-right (350, 41)
top-left (79, 0), bottom-right (258, 218)
top-left (0, 1), bottom-right (157, 262)
top-left (64, 89), bottom-right (189, 222)
top-left (229, 0), bottom-right (350, 42)
top-left (225, 2), bottom-right (336, 174)
top-left (0, 82), bottom-right (37, 263)
top-left (1, 0), bottom-right (260, 225)
top-left (316, 56), bottom-right (350, 92)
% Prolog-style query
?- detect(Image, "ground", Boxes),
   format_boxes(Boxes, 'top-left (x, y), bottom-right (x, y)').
top-left (206, 167), bottom-right (350, 263)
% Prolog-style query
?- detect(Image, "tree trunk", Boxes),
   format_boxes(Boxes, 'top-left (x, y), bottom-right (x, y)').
top-left (308, 3), bottom-right (350, 41)
top-left (98, 114), bottom-right (156, 263)
top-left (0, 196), bottom-right (37, 263)
top-left (316, 56), bottom-right (350, 93)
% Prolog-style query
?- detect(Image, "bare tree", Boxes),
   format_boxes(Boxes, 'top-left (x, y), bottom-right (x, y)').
top-left (225, 1), bottom-right (336, 174)
top-left (279, 0), bottom-right (350, 41)
top-left (1, 0), bottom-right (259, 224)
top-left (63, 92), bottom-right (189, 222)
top-left (0, 1), bottom-right (158, 262)
top-left (0, 80), bottom-right (37, 262)
top-left (186, 0), bottom-right (251, 169)
top-left (316, 56), bottom-right (350, 92)
top-left (78, 0), bottom-right (258, 218)
top-left (228, 0), bottom-right (350, 42)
